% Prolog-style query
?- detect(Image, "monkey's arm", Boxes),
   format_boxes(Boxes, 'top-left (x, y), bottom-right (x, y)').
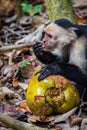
top-left (36, 62), bottom-right (87, 101)
top-left (33, 42), bottom-right (60, 64)
top-left (37, 62), bottom-right (87, 85)
top-left (59, 63), bottom-right (87, 85)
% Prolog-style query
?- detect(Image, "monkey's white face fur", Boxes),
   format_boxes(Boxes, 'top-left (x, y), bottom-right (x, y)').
top-left (42, 23), bottom-right (77, 51)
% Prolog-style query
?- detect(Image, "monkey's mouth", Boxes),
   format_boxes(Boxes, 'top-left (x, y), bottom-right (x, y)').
top-left (42, 42), bottom-right (58, 51)
top-left (42, 44), bottom-right (51, 49)
top-left (42, 44), bottom-right (53, 50)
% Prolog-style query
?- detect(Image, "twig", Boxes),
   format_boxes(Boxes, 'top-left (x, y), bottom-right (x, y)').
top-left (0, 43), bottom-right (34, 54)
top-left (4, 26), bottom-right (21, 36)
top-left (15, 23), bottom-right (46, 44)
top-left (54, 107), bottom-right (78, 123)
top-left (0, 112), bottom-right (48, 130)
top-left (5, 15), bottom-right (17, 23)
top-left (8, 50), bottom-right (16, 65)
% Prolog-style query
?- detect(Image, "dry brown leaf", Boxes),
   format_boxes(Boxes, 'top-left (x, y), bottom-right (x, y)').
top-left (12, 78), bottom-right (19, 88)
top-left (18, 101), bottom-right (32, 113)
top-left (76, 15), bottom-right (87, 24)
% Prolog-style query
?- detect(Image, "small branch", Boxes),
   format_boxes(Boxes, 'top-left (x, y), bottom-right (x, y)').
top-left (4, 26), bottom-right (21, 36)
top-left (0, 43), bottom-right (34, 54)
top-left (15, 23), bottom-right (47, 45)
top-left (0, 112), bottom-right (48, 130)
top-left (5, 15), bottom-right (17, 23)
top-left (54, 107), bottom-right (78, 123)
top-left (8, 50), bottom-right (16, 65)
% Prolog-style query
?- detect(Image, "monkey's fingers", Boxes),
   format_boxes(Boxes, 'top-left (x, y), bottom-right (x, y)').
top-left (34, 66), bottom-right (47, 76)
top-left (33, 42), bottom-right (43, 55)
top-left (33, 42), bottom-right (42, 50)
top-left (38, 69), bottom-right (51, 81)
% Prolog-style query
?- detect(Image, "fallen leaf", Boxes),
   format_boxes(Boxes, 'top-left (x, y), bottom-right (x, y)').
top-left (12, 78), bottom-right (19, 88)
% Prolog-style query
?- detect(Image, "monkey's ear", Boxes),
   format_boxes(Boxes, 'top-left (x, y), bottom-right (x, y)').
top-left (67, 27), bottom-right (78, 34)
top-left (68, 27), bottom-right (78, 31)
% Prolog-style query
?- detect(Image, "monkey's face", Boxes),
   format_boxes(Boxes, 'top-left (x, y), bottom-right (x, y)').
top-left (42, 23), bottom-right (77, 51)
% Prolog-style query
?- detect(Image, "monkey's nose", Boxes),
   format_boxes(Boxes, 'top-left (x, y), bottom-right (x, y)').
top-left (42, 39), bottom-right (46, 43)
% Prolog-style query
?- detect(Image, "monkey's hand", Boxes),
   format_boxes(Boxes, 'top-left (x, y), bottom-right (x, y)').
top-left (33, 42), bottom-right (59, 64)
top-left (36, 63), bottom-right (63, 81)
top-left (33, 41), bottom-right (43, 57)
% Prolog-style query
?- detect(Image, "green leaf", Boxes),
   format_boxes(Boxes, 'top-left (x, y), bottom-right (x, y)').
top-left (33, 4), bottom-right (42, 14)
top-left (22, 4), bottom-right (32, 12)
top-left (21, 0), bottom-right (28, 7)
top-left (20, 60), bottom-right (31, 67)
top-left (21, 3), bottom-right (26, 7)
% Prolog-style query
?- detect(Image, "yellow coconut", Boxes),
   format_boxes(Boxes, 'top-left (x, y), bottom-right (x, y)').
top-left (26, 66), bottom-right (80, 116)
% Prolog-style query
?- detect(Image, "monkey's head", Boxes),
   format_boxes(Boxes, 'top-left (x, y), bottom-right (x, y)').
top-left (42, 19), bottom-right (77, 51)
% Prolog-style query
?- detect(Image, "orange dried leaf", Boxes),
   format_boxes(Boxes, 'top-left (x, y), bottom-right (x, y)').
top-left (76, 15), bottom-right (87, 24)
top-left (12, 78), bottom-right (19, 88)
top-left (19, 101), bottom-right (32, 113)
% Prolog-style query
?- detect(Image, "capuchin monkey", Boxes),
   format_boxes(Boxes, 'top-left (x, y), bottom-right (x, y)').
top-left (33, 19), bottom-right (87, 101)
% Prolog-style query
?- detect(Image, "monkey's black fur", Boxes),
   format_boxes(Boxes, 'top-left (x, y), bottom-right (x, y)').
top-left (55, 19), bottom-right (87, 37)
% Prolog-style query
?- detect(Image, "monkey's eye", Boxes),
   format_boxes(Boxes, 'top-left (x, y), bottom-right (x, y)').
top-left (47, 34), bottom-right (53, 38)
